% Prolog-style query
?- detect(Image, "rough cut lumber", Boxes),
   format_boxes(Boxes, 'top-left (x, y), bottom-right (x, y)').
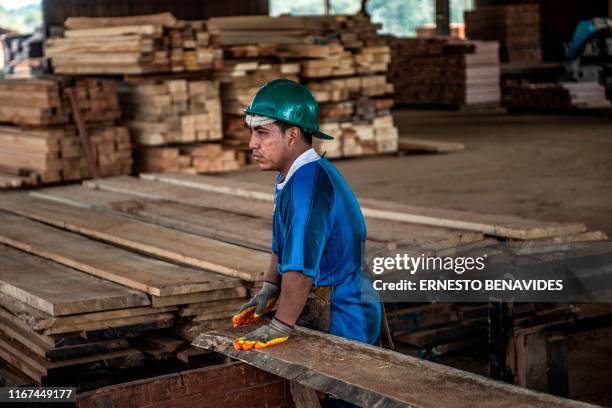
top-left (0, 77), bottom-right (120, 126)
top-left (194, 324), bottom-right (593, 408)
top-left (65, 13), bottom-right (177, 29)
top-left (465, 4), bottom-right (541, 63)
top-left (387, 38), bottom-right (501, 106)
top-left (0, 124), bottom-right (132, 185)
top-left (505, 82), bottom-right (611, 110)
top-left (77, 362), bottom-right (293, 408)
top-left (142, 173), bottom-right (587, 240)
top-left (0, 245), bottom-right (149, 316)
top-left (0, 194), bottom-right (268, 282)
top-left (119, 78), bottom-right (223, 146)
top-left (0, 292), bottom-right (174, 332)
top-left (0, 211), bottom-right (239, 297)
top-left (47, 14), bottom-right (222, 75)
top-left (151, 287), bottom-right (247, 308)
top-left (80, 177), bottom-right (484, 248)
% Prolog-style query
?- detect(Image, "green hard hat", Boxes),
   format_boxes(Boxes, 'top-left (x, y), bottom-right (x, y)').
top-left (245, 78), bottom-right (334, 140)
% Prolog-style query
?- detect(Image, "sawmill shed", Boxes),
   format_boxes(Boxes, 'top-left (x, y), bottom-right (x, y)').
top-left (0, 0), bottom-right (610, 407)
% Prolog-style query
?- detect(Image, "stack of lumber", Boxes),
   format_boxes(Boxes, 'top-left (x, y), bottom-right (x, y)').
top-left (387, 37), bottom-right (501, 107)
top-left (0, 76), bottom-right (120, 126)
top-left (505, 81), bottom-right (611, 110)
top-left (0, 125), bottom-right (132, 184)
top-left (0, 76), bottom-right (131, 187)
top-left (119, 77), bottom-right (222, 146)
top-left (209, 14), bottom-right (398, 158)
top-left (0, 190), bottom-right (266, 384)
top-left (46, 13), bottom-right (223, 75)
top-left (135, 143), bottom-right (248, 173)
top-left (118, 75), bottom-right (244, 173)
top-left (465, 4), bottom-right (541, 63)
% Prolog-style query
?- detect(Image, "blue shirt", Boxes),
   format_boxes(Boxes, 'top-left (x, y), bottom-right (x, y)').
top-left (272, 149), bottom-right (381, 344)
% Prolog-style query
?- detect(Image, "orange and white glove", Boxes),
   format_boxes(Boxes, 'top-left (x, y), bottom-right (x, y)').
top-left (233, 318), bottom-right (293, 350)
top-left (232, 281), bottom-right (279, 327)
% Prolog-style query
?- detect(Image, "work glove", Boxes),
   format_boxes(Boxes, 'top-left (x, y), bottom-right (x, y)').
top-left (232, 281), bottom-right (279, 327)
top-left (233, 318), bottom-right (293, 350)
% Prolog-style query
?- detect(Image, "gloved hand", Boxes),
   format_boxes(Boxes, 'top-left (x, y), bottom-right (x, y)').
top-left (232, 281), bottom-right (279, 327)
top-left (233, 318), bottom-right (293, 350)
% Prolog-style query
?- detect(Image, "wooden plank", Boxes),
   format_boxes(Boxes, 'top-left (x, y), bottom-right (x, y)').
top-left (77, 362), bottom-right (292, 408)
top-left (43, 313), bottom-right (176, 336)
top-left (142, 173), bottom-right (588, 240)
top-left (0, 212), bottom-right (239, 297)
top-left (193, 325), bottom-right (593, 408)
top-left (83, 177), bottom-right (483, 247)
top-left (151, 287), bottom-right (247, 308)
top-left (0, 292), bottom-right (175, 332)
top-left (0, 194), bottom-right (268, 282)
top-left (0, 245), bottom-right (149, 316)
top-left (65, 12), bottom-right (177, 29)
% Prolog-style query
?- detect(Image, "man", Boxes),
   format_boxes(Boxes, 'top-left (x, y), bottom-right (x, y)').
top-left (232, 78), bottom-right (381, 351)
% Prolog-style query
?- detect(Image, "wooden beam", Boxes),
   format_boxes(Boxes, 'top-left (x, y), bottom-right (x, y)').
top-left (0, 193), bottom-right (268, 282)
top-left (0, 212), bottom-right (239, 297)
top-left (193, 324), bottom-right (593, 408)
top-left (77, 362), bottom-right (291, 408)
top-left (141, 173), bottom-right (587, 240)
top-left (0, 245), bottom-right (149, 316)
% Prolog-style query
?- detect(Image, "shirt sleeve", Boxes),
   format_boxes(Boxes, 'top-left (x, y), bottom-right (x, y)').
top-left (278, 165), bottom-right (335, 279)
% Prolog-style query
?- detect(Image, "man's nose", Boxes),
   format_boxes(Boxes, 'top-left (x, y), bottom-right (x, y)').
top-left (249, 132), bottom-right (259, 150)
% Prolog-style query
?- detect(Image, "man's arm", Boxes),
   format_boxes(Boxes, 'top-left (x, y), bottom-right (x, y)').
top-left (275, 271), bottom-right (312, 326)
top-left (264, 253), bottom-right (281, 285)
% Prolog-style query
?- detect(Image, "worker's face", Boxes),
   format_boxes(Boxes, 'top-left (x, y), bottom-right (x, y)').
top-left (249, 123), bottom-right (292, 171)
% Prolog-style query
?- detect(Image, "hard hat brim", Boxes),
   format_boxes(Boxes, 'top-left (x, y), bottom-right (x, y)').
top-left (244, 107), bottom-right (334, 140)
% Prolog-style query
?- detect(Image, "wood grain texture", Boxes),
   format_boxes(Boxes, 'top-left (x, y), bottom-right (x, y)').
top-left (193, 324), bottom-right (594, 408)
top-left (84, 176), bottom-right (484, 247)
top-left (0, 211), bottom-right (239, 296)
top-left (0, 193), bottom-right (267, 282)
top-left (143, 172), bottom-right (588, 240)
top-left (77, 361), bottom-right (291, 408)
top-left (0, 245), bottom-right (149, 316)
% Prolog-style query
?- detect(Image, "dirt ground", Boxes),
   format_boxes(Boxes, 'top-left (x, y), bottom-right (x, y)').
top-left (224, 109), bottom-right (612, 236)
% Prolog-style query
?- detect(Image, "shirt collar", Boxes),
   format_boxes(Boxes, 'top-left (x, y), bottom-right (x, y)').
top-left (276, 148), bottom-right (320, 190)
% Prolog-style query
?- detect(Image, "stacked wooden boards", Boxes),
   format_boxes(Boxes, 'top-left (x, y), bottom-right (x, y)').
top-left (465, 4), bottom-right (542, 63)
top-left (118, 76), bottom-right (248, 173)
top-left (387, 37), bottom-right (501, 107)
top-left (0, 77), bottom-right (120, 126)
top-left (134, 143), bottom-right (248, 174)
top-left (119, 77), bottom-right (222, 146)
top-left (0, 189), bottom-right (273, 385)
top-left (40, 172), bottom-right (601, 359)
top-left (0, 76), bottom-right (132, 187)
top-left (46, 13), bottom-right (223, 75)
top-left (504, 81), bottom-right (611, 111)
top-left (208, 14), bottom-right (399, 159)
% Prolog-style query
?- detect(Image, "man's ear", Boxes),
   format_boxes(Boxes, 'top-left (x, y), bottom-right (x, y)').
top-left (286, 126), bottom-right (300, 147)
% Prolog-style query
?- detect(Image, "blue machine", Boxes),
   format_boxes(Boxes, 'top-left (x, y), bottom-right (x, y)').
top-left (565, 18), bottom-right (612, 100)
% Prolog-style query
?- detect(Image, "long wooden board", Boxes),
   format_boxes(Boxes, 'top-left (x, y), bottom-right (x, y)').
top-left (83, 177), bottom-right (484, 247)
top-left (143, 172), bottom-right (587, 240)
top-left (0, 245), bottom-right (149, 316)
top-left (0, 292), bottom-right (174, 332)
top-left (0, 212), bottom-right (239, 296)
top-left (0, 194), bottom-right (268, 282)
top-left (193, 325), bottom-right (594, 408)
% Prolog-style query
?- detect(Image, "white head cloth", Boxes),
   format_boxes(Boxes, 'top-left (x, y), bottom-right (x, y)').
top-left (246, 114), bottom-right (277, 127)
